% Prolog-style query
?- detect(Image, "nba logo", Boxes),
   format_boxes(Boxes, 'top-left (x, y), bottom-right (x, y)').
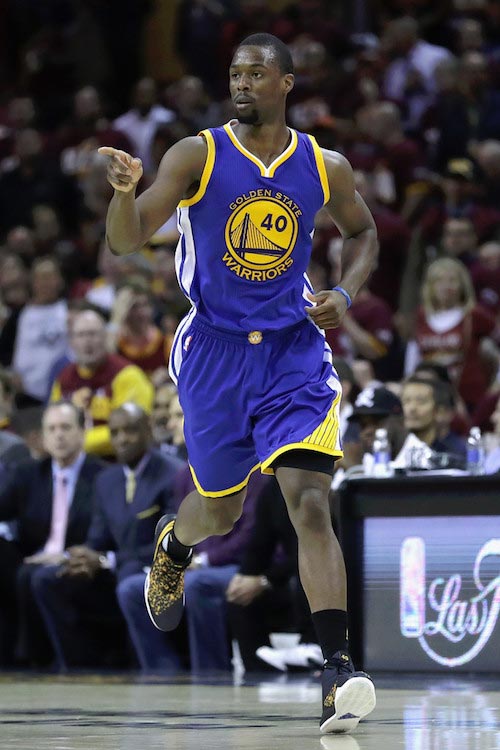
top-left (183, 335), bottom-right (192, 352)
top-left (400, 537), bottom-right (426, 638)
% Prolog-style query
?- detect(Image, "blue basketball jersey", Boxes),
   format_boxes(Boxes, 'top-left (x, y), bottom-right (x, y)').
top-left (174, 121), bottom-right (330, 332)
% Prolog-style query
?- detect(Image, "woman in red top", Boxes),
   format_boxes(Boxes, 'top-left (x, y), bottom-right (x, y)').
top-left (405, 257), bottom-right (496, 410)
top-left (108, 279), bottom-right (172, 385)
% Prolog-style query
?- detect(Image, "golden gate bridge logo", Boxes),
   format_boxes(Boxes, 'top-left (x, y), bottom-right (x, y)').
top-left (224, 196), bottom-right (298, 271)
top-left (231, 212), bottom-right (286, 259)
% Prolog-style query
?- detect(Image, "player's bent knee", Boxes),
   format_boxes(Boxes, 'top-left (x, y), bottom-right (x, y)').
top-left (288, 487), bottom-right (331, 533)
top-left (201, 492), bottom-right (245, 535)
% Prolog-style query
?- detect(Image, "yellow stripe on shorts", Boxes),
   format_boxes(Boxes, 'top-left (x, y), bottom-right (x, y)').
top-left (260, 392), bottom-right (343, 474)
top-left (301, 391), bottom-right (342, 450)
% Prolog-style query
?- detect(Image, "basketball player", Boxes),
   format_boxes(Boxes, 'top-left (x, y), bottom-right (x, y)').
top-left (99, 33), bottom-right (377, 734)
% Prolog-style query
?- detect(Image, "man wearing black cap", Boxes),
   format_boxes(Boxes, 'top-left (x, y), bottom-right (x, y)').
top-left (342, 386), bottom-right (404, 469)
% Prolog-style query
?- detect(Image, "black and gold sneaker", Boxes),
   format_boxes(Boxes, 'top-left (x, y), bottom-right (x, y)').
top-left (320, 651), bottom-right (376, 734)
top-left (144, 514), bottom-right (192, 631)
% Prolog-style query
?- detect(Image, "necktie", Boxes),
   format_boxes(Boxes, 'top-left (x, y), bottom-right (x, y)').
top-left (45, 475), bottom-right (69, 555)
top-left (126, 471), bottom-right (136, 503)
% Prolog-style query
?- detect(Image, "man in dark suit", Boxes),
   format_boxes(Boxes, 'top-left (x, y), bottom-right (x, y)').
top-left (0, 400), bottom-right (104, 666)
top-left (32, 403), bottom-right (185, 671)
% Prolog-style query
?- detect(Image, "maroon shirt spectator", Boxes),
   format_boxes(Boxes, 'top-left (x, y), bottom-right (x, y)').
top-left (348, 102), bottom-right (425, 209)
top-left (355, 170), bottom-right (411, 310)
top-left (327, 288), bottom-right (399, 380)
top-left (0, 129), bottom-right (81, 235)
top-left (418, 159), bottom-right (500, 244)
top-left (52, 86), bottom-right (132, 179)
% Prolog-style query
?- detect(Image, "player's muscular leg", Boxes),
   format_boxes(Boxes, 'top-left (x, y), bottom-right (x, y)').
top-left (173, 488), bottom-right (247, 547)
top-left (276, 466), bottom-right (346, 612)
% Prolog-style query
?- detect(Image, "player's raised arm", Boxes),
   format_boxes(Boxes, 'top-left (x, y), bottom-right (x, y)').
top-left (306, 151), bottom-right (378, 330)
top-left (98, 136), bottom-right (208, 256)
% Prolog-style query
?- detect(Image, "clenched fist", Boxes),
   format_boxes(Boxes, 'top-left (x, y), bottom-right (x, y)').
top-left (305, 289), bottom-right (349, 329)
top-left (98, 146), bottom-right (143, 193)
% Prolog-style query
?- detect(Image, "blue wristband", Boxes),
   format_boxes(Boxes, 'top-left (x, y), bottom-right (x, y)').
top-left (332, 285), bottom-right (352, 309)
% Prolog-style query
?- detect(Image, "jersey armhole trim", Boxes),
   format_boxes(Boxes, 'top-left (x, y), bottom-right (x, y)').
top-left (307, 134), bottom-right (330, 205)
top-left (178, 130), bottom-right (216, 207)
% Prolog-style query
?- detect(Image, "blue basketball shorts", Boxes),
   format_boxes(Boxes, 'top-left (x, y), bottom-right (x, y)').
top-left (169, 314), bottom-right (343, 497)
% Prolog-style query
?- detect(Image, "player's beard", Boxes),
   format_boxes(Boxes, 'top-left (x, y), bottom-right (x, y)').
top-left (237, 108), bottom-right (259, 125)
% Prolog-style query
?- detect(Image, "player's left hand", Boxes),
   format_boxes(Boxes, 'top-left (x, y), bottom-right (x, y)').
top-left (305, 289), bottom-right (348, 329)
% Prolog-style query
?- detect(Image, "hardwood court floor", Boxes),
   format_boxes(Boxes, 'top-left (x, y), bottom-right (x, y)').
top-left (0, 671), bottom-right (499, 750)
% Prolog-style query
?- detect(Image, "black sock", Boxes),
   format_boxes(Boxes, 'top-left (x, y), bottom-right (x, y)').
top-left (165, 528), bottom-right (192, 563)
top-left (312, 609), bottom-right (349, 661)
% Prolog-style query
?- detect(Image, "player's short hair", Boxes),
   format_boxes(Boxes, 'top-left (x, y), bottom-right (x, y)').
top-left (44, 399), bottom-right (85, 429)
top-left (238, 33), bottom-right (294, 75)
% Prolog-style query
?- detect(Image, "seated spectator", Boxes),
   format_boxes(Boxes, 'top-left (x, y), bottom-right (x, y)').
top-left (113, 77), bottom-right (175, 178)
top-left (412, 360), bottom-right (469, 437)
top-left (163, 76), bottom-right (220, 135)
top-left (56, 86), bottom-right (132, 182)
top-left (424, 55), bottom-right (500, 170)
top-left (382, 16), bottom-right (453, 131)
top-left (12, 256), bottom-right (68, 402)
top-left (32, 404), bottom-right (184, 671)
top-left (165, 391), bottom-right (188, 461)
top-left (0, 128), bottom-right (82, 235)
top-left (108, 279), bottom-right (171, 384)
top-left (341, 386), bottom-right (404, 471)
top-left (474, 139), bottom-right (500, 209)
top-left (350, 101), bottom-right (425, 209)
top-left (0, 401), bottom-right (104, 667)
top-left (405, 257), bottom-right (497, 411)
top-left (83, 241), bottom-right (126, 312)
top-left (440, 217), bottom-right (479, 268)
top-left (418, 158), bottom-right (500, 246)
top-left (0, 96), bottom-right (37, 165)
top-left (51, 309), bottom-right (154, 457)
top-left (354, 170), bottom-right (412, 312)
top-left (84, 240), bottom-right (154, 313)
top-left (45, 299), bottom-right (108, 400)
top-left (327, 285), bottom-right (402, 382)
top-left (400, 376), bottom-right (466, 461)
top-left (2, 226), bottom-right (37, 266)
top-left (151, 381), bottom-right (181, 457)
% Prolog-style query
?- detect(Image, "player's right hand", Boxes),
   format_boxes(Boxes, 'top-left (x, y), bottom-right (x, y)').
top-left (98, 146), bottom-right (143, 193)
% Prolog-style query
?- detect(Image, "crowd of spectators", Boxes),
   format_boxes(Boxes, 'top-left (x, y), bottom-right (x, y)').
top-left (1, 0), bottom-right (500, 673)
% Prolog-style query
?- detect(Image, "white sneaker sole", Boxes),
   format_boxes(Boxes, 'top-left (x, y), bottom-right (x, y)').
top-left (320, 676), bottom-right (376, 734)
top-left (144, 570), bottom-right (162, 630)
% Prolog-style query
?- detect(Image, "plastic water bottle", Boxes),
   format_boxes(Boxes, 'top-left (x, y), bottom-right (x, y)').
top-left (373, 427), bottom-right (391, 477)
top-left (466, 426), bottom-right (485, 475)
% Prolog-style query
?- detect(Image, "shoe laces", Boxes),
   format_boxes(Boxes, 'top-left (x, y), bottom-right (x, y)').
top-left (323, 651), bottom-right (354, 676)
